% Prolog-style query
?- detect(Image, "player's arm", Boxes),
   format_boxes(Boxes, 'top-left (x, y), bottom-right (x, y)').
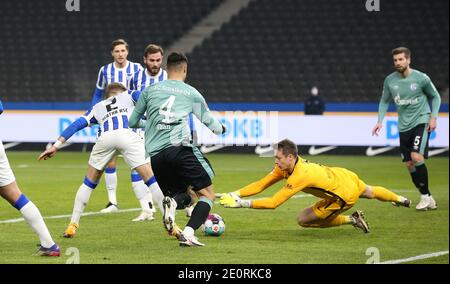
top-left (91, 67), bottom-right (106, 106)
top-left (38, 110), bottom-right (97, 161)
top-left (218, 166), bottom-right (284, 206)
top-left (129, 89), bottom-right (147, 129)
top-left (372, 78), bottom-right (393, 136)
top-left (192, 91), bottom-right (225, 135)
top-left (0, 99), bottom-right (3, 115)
top-left (422, 74), bottom-right (441, 132)
top-left (222, 178), bottom-right (306, 209)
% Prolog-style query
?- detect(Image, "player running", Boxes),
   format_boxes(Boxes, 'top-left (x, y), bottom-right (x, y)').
top-left (0, 100), bottom-right (60, 256)
top-left (218, 139), bottom-right (411, 233)
top-left (372, 47), bottom-right (441, 211)
top-left (38, 83), bottom-right (165, 238)
top-left (129, 52), bottom-right (226, 246)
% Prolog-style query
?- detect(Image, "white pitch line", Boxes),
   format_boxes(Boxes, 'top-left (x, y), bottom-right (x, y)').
top-left (0, 208), bottom-right (142, 224)
top-left (380, 250), bottom-right (449, 264)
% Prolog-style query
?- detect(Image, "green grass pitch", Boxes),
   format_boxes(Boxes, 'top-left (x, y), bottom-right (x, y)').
top-left (0, 151), bottom-right (448, 264)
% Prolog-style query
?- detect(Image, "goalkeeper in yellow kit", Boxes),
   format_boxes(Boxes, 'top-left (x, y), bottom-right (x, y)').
top-left (218, 139), bottom-right (411, 233)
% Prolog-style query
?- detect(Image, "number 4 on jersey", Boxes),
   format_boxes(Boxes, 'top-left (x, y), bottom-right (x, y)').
top-left (159, 95), bottom-right (176, 123)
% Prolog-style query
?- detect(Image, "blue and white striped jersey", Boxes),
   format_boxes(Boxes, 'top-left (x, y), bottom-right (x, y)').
top-left (129, 68), bottom-right (168, 91)
top-left (83, 91), bottom-right (140, 136)
top-left (96, 61), bottom-right (143, 90)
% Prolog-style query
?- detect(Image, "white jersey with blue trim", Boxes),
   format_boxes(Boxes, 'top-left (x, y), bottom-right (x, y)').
top-left (83, 91), bottom-right (137, 136)
top-left (96, 61), bottom-right (143, 90)
top-left (129, 68), bottom-right (168, 91)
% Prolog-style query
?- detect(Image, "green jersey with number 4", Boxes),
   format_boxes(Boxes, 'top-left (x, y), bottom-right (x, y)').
top-left (377, 69), bottom-right (441, 132)
top-left (130, 79), bottom-right (223, 157)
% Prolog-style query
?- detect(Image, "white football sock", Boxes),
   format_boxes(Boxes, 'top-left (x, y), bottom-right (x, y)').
top-left (105, 171), bottom-right (118, 205)
top-left (71, 183), bottom-right (93, 224)
top-left (182, 226), bottom-right (195, 238)
top-left (146, 178), bottom-right (164, 214)
top-left (20, 201), bottom-right (55, 248)
top-left (132, 181), bottom-right (154, 212)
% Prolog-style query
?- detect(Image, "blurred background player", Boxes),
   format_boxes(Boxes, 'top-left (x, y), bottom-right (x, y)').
top-left (92, 39), bottom-right (154, 219)
top-left (304, 86), bottom-right (325, 115)
top-left (218, 139), bottom-right (411, 233)
top-left (129, 52), bottom-right (226, 246)
top-left (372, 47), bottom-right (441, 211)
top-left (38, 83), bottom-right (165, 237)
top-left (0, 100), bottom-right (60, 256)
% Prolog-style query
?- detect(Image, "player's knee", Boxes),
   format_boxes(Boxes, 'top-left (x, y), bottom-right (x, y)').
top-left (297, 215), bottom-right (310, 227)
top-left (411, 152), bottom-right (424, 164)
top-left (360, 186), bottom-right (374, 199)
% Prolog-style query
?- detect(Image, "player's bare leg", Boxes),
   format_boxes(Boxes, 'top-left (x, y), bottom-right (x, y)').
top-left (1, 182), bottom-right (59, 256)
top-left (64, 166), bottom-right (103, 238)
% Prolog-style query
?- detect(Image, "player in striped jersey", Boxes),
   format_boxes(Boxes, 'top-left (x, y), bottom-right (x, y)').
top-left (38, 83), bottom-right (166, 238)
top-left (128, 44), bottom-right (168, 91)
top-left (92, 39), bottom-right (154, 220)
top-left (130, 44), bottom-right (196, 218)
top-left (1, 100), bottom-right (60, 256)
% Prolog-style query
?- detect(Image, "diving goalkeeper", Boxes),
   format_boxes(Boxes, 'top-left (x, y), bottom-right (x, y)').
top-left (218, 139), bottom-right (411, 233)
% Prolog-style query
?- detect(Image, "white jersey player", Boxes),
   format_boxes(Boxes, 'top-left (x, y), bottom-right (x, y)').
top-left (91, 39), bottom-right (146, 216)
top-left (0, 100), bottom-right (60, 256)
top-left (38, 83), bottom-right (166, 238)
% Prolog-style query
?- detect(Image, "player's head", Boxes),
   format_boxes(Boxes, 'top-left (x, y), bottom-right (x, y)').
top-left (275, 139), bottom-right (298, 171)
top-left (111, 39), bottom-right (129, 65)
top-left (143, 44), bottom-right (164, 76)
top-left (167, 52), bottom-right (188, 81)
top-left (392, 47), bottom-right (411, 74)
top-left (105, 82), bottom-right (127, 98)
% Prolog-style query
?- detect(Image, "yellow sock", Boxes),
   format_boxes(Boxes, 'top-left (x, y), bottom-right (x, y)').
top-left (372, 186), bottom-right (401, 202)
top-left (319, 215), bottom-right (352, 228)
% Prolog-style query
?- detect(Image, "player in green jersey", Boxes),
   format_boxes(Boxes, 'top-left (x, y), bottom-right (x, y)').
top-left (372, 47), bottom-right (441, 211)
top-left (129, 52), bottom-right (226, 246)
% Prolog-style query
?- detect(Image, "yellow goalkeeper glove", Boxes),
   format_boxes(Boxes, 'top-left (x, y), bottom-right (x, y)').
top-left (218, 192), bottom-right (251, 208)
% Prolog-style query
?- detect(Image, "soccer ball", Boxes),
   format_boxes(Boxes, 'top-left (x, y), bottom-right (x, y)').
top-left (201, 213), bottom-right (225, 236)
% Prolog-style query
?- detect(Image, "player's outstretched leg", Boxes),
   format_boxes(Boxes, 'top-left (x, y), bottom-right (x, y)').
top-left (360, 185), bottom-right (411, 207)
top-left (64, 168), bottom-right (102, 238)
top-left (0, 182), bottom-right (60, 256)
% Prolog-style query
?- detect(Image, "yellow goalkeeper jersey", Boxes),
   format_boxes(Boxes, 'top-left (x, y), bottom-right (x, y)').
top-left (238, 157), bottom-right (365, 209)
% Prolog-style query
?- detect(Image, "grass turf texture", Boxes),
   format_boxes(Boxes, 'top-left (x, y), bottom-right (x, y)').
top-left (0, 152), bottom-right (448, 264)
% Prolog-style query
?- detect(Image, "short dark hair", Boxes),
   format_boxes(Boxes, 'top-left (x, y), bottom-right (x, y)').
top-left (277, 139), bottom-right (298, 157)
top-left (392, 47), bottom-right (411, 58)
top-left (105, 83), bottom-right (127, 97)
top-left (144, 44), bottom-right (163, 57)
top-left (167, 52), bottom-right (188, 69)
top-left (111, 39), bottom-right (129, 51)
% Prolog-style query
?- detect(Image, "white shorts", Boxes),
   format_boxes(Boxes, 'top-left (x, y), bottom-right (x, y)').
top-left (89, 129), bottom-right (148, 171)
top-left (0, 139), bottom-right (16, 187)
